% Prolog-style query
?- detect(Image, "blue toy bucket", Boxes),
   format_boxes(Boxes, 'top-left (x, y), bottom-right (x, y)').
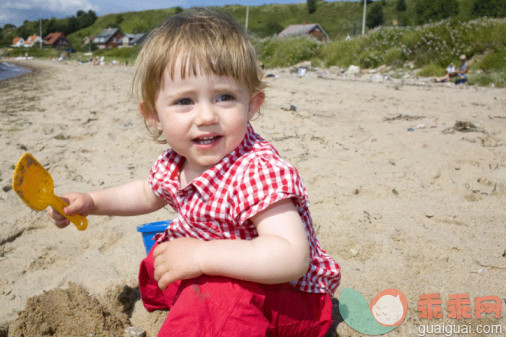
top-left (136, 220), bottom-right (171, 254)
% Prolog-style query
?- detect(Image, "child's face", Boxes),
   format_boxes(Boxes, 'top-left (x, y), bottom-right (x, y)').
top-left (146, 61), bottom-right (264, 175)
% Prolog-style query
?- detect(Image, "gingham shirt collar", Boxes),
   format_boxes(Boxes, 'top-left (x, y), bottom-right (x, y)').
top-left (167, 123), bottom-right (257, 201)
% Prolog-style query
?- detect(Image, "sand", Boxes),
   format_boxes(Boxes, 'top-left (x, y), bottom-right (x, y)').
top-left (0, 59), bottom-right (504, 336)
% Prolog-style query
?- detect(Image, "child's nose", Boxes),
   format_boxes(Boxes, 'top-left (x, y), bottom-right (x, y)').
top-left (195, 103), bottom-right (219, 125)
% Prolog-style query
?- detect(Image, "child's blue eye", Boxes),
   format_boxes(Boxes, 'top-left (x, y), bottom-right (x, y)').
top-left (176, 98), bottom-right (193, 105)
top-left (217, 94), bottom-right (234, 102)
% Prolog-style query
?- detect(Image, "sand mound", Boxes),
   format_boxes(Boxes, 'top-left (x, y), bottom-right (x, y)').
top-left (9, 283), bottom-right (130, 337)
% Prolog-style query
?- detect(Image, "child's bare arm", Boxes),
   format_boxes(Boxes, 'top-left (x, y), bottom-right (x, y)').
top-left (88, 179), bottom-right (165, 215)
top-left (49, 179), bottom-right (166, 228)
top-left (153, 198), bottom-right (310, 289)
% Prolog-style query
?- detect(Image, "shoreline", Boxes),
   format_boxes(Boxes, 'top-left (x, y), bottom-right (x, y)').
top-left (1, 59), bottom-right (504, 336)
top-left (0, 62), bottom-right (32, 82)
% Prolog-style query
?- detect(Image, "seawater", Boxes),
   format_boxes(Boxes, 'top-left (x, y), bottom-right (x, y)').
top-left (0, 62), bottom-right (31, 81)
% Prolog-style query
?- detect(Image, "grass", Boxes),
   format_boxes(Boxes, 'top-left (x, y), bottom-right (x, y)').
top-left (92, 46), bottom-right (140, 64)
top-left (253, 36), bottom-right (319, 68)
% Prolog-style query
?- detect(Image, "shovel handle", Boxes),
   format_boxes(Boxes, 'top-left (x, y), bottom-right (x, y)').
top-left (50, 195), bottom-right (88, 231)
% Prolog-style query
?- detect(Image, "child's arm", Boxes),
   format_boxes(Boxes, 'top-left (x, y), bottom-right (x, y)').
top-left (153, 198), bottom-right (310, 289)
top-left (49, 179), bottom-right (166, 228)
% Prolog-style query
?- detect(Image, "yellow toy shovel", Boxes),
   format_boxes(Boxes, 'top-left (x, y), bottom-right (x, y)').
top-left (12, 153), bottom-right (87, 231)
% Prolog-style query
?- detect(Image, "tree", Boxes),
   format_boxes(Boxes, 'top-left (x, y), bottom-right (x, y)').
top-left (67, 16), bottom-right (79, 34)
top-left (77, 10), bottom-right (97, 29)
top-left (175, 7), bottom-right (184, 14)
top-left (307, 0), bottom-right (317, 14)
top-left (413, 0), bottom-right (459, 25)
top-left (471, 0), bottom-right (506, 18)
top-left (366, 2), bottom-right (384, 29)
top-left (396, 0), bottom-right (407, 12)
top-left (115, 14), bottom-right (124, 26)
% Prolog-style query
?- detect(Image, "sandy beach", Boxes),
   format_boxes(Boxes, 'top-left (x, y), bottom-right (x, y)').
top-left (0, 59), bottom-right (504, 336)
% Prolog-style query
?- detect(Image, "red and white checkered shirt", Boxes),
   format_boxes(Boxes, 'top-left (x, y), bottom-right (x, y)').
top-left (149, 123), bottom-right (340, 295)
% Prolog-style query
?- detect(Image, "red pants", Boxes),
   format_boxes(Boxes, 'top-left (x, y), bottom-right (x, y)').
top-left (139, 243), bottom-right (333, 337)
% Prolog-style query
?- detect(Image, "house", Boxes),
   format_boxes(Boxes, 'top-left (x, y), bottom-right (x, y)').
top-left (94, 28), bottom-right (123, 48)
top-left (277, 23), bottom-right (329, 42)
top-left (24, 35), bottom-right (42, 47)
top-left (43, 32), bottom-right (72, 47)
top-left (121, 33), bottom-right (147, 47)
top-left (81, 36), bottom-right (94, 48)
top-left (11, 37), bottom-right (25, 47)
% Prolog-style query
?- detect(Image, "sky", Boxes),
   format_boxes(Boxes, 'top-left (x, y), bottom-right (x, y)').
top-left (0, 0), bottom-right (358, 28)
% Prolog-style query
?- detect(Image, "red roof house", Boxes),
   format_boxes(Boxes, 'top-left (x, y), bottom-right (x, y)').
top-left (43, 32), bottom-right (72, 47)
top-left (11, 37), bottom-right (25, 47)
top-left (24, 35), bottom-right (42, 47)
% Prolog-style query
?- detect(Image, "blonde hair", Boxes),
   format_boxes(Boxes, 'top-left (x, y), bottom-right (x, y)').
top-left (133, 8), bottom-right (265, 141)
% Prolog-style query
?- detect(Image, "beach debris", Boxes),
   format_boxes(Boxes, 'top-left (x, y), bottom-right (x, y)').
top-left (416, 124), bottom-right (425, 129)
top-left (54, 133), bottom-right (70, 140)
top-left (344, 65), bottom-right (361, 77)
top-left (297, 67), bottom-right (307, 77)
top-left (443, 120), bottom-right (486, 134)
top-left (125, 326), bottom-right (146, 337)
top-left (371, 73), bottom-right (385, 83)
top-left (349, 248), bottom-right (359, 257)
top-left (453, 121), bottom-right (480, 132)
top-left (407, 128), bottom-right (414, 132)
top-left (281, 104), bottom-right (297, 111)
top-left (383, 114), bottom-right (425, 122)
top-left (392, 188), bottom-right (399, 196)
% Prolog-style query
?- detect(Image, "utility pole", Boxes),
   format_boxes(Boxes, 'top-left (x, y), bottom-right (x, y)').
top-left (362, 0), bottom-right (367, 35)
top-left (39, 14), bottom-right (42, 48)
top-left (245, 6), bottom-right (249, 33)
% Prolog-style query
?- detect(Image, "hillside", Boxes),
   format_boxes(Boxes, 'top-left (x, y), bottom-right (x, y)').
top-left (64, 0), bottom-right (503, 46)
top-left (2, 1), bottom-right (505, 87)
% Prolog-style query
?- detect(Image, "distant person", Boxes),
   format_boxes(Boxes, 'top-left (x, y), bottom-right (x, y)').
top-left (434, 54), bottom-right (469, 84)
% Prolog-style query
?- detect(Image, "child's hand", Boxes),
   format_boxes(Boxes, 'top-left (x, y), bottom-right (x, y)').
top-left (48, 192), bottom-right (95, 228)
top-left (153, 238), bottom-right (204, 290)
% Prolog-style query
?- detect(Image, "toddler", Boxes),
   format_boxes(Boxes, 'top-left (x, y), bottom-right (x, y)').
top-left (49, 8), bottom-right (340, 337)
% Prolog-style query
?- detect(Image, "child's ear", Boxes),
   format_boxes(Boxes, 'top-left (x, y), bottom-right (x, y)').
top-left (139, 102), bottom-right (161, 130)
top-left (248, 91), bottom-right (265, 120)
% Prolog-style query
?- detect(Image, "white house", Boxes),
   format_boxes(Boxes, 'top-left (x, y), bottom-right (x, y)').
top-left (24, 35), bottom-right (42, 47)
top-left (11, 37), bottom-right (25, 47)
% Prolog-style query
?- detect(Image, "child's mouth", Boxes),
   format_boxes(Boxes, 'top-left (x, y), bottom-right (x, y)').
top-left (192, 136), bottom-right (222, 145)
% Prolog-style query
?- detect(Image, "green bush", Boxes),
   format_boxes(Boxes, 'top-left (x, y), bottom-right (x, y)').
top-left (318, 38), bottom-right (361, 68)
top-left (417, 62), bottom-right (445, 77)
top-left (256, 36), bottom-right (318, 68)
top-left (467, 71), bottom-right (505, 87)
top-left (6, 47), bottom-right (61, 59)
top-left (92, 46), bottom-right (140, 64)
top-left (476, 47), bottom-right (506, 71)
top-left (383, 47), bottom-right (405, 66)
